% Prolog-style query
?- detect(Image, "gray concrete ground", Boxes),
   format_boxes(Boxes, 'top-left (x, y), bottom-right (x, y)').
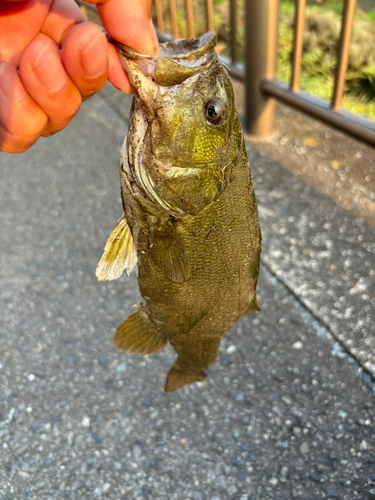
top-left (0, 84), bottom-right (374, 500)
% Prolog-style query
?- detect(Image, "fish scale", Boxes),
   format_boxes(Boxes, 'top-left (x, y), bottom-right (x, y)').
top-left (96, 32), bottom-right (261, 391)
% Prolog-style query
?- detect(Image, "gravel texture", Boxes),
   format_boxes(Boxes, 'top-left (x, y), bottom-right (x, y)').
top-left (246, 143), bottom-right (375, 378)
top-left (0, 85), bottom-right (374, 500)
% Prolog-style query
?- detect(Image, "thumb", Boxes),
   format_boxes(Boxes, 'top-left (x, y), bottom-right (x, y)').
top-left (84, 0), bottom-right (159, 56)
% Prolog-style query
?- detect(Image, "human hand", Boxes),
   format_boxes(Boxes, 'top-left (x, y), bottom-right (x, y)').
top-left (0, 0), bottom-right (159, 153)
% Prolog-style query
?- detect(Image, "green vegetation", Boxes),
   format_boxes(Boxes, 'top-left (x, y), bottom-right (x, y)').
top-left (278, 0), bottom-right (375, 120)
top-left (152, 0), bottom-right (375, 120)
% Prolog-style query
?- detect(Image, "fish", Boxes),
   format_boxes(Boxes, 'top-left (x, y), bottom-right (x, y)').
top-left (96, 32), bottom-right (262, 392)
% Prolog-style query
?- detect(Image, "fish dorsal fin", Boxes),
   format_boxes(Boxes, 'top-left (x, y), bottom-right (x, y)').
top-left (96, 215), bottom-right (137, 281)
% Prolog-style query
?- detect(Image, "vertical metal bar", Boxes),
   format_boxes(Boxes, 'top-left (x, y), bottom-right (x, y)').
top-left (291, 0), bottom-right (306, 92)
top-left (186, 0), bottom-right (195, 38)
top-left (78, 3), bottom-right (88, 19)
top-left (230, 0), bottom-right (237, 65)
top-left (206, 0), bottom-right (214, 31)
top-left (245, 0), bottom-right (279, 135)
top-left (267, 0), bottom-right (279, 81)
top-left (154, 0), bottom-right (165, 34)
top-left (332, 0), bottom-right (357, 110)
top-left (169, 0), bottom-right (179, 40)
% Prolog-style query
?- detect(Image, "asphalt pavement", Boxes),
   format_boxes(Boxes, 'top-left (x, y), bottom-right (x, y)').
top-left (0, 84), bottom-right (374, 500)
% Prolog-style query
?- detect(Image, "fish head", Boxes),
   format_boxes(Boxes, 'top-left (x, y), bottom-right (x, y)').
top-left (116, 32), bottom-right (243, 214)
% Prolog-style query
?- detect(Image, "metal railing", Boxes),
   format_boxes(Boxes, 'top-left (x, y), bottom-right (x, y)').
top-left (154, 0), bottom-right (215, 39)
top-left (151, 0), bottom-right (375, 148)
top-left (77, 0), bottom-right (375, 148)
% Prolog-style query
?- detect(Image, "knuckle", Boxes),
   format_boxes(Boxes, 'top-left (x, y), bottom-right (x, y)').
top-left (23, 111), bottom-right (49, 139)
top-left (44, 98), bottom-right (81, 135)
top-left (45, 86), bottom-right (82, 126)
top-left (80, 75), bottom-right (107, 98)
top-left (0, 132), bottom-right (37, 154)
top-left (61, 93), bottom-right (82, 120)
top-left (0, 107), bottom-right (46, 153)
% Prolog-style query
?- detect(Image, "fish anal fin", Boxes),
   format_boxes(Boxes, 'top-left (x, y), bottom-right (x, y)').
top-left (164, 356), bottom-right (207, 392)
top-left (96, 214), bottom-right (137, 281)
top-left (149, 220), bottom-right (190, 283)
top-left (113, 306), bottom-right (167, 355)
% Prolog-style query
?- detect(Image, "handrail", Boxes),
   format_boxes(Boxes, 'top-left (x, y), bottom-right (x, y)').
top-left (185, 0), bottom-right (195, 39)
top-left (154, 0), bottom-right (165, 34)
top-left (262, 80), bottom-right (375, 147)
top-left (230, 0), bottom-right (237, 65)
top-left (332, 0), bottom-right (357, 110)
top-left (291, 0), bottom-right (306, 93)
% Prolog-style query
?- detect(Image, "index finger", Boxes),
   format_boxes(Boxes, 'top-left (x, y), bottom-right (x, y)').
top-left (84, 0), bottom-right (159, 56)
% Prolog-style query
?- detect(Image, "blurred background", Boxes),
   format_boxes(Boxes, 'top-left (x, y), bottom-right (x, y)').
top-left (150, 0), bottom-right (375, 121)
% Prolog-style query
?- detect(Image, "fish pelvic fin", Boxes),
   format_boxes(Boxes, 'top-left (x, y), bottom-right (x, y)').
top-left (96, 214), bottom-right (137, 281)
top-left (164, 356), bottom-right (207, 392)
top-left (113, 306), bottom-right (167, 355)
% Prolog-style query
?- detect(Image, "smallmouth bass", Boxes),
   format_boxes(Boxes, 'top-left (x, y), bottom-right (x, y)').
top-left (96, 32), bottom-right (261, 392)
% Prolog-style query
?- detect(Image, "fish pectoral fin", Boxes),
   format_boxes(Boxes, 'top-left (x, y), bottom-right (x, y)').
top-left (96, 214), bottom-right (137, 281)
top-left (164, 356), bottom-right (207, 392)
top-left (149, 221), bottom-right (190, 283)
top-left (113, 306), bottom-right (167, 355)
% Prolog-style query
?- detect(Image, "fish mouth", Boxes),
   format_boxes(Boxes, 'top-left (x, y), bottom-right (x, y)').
top-left (115, 31), bottom-right (216, 61)
top-left (113, 31), bottom-right (217, 90)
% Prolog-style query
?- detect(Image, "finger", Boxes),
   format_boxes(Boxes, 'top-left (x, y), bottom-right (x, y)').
top-left (0, 0), bottom-right (51, 67)
top-left (19, 33), bottom-right (82, 137)
top-left (0, 62), bottom-right (48, 153)
top-left (107, 42), bottom-right (133, 93)
top-left (85, 0), bottom-right (159, 56)
top-left (40, 0), bottom-right (85, 45)
top-left (61, 22), bottom-right (108, 100)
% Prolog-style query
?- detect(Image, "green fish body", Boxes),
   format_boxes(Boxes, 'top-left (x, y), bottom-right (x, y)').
top-left (96, 32), bottom-right (261, 391)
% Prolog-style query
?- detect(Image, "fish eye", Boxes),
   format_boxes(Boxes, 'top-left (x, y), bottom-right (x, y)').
top-left (205, 98), bottom-right (226, 125)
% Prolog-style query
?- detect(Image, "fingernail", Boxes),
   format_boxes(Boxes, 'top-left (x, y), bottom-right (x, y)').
top-left (0, 62), bottom-right (27, 101)
top-left (31, 45), bottom-right (68, 92)
top-left (81, 33), bottom-right (108, 79)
